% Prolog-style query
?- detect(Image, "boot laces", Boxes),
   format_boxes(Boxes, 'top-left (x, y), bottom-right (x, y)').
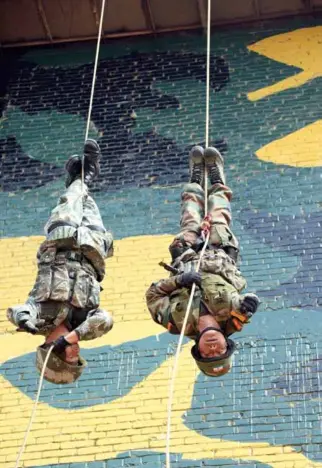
top-left (209, 164), bottom-right (223, 184)
top-left (191, 163), bottom-right (203, 182)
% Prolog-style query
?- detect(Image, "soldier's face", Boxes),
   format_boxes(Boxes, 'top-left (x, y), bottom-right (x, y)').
top-left (64, 343), bottom-right (80, 364)
top-left (198, 329), bottom-right (227, 358)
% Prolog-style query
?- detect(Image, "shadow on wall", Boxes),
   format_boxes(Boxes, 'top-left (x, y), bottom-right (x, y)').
top-left (0, 51), bottom-right (229, 192)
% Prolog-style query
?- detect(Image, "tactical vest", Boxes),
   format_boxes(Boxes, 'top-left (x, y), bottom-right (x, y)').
top-left (29, 242), bottom-right (101, 310)
top-left (46, 226), bottom-right (108, 281)
top-left (167, 287), bottom-right (201, 338)
top-left (172, 248), bottom-right (246, 292)
top-left (162, 247), bottom-right (247, 336)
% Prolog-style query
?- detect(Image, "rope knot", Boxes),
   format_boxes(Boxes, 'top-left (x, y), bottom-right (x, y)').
top-left (201, 214), bottom-right (212, 240)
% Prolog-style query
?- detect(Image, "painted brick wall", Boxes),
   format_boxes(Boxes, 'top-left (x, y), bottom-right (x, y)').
top-left (1, 14), bottom-right (322, 468)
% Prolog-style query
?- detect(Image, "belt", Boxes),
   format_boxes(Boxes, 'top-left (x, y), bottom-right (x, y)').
top-left (47, 220), bottom-right (78, 234)
top-left (47, 221), bottom-right (106, 234)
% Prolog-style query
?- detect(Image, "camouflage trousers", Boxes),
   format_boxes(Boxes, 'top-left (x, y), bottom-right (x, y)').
top-left (171, 182), bottom-right (239, 252)
top-left (45, 179), bottom-right (113, 278)
top-left (45, 179), bottom-right (106, 236)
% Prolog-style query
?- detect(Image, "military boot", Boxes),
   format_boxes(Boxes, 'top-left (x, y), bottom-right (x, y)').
top-left (189, 146), bottom-right (204, 186)
top-left (65, 155), bottom-right (82, 188)
top-left (204, 146), bottom-right (226, 185)
top-left (65, 139), bottom-right (101, 188)
top-left (83, 139), bottom-right (101, 185)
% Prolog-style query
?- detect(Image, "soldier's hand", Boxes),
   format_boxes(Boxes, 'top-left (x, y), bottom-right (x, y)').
top-left (17, 319), bottom-right (45, 334)
top-left (240, 294), bottom-right (260, 317)
top-left (200, 219), bottom-right (211, 233)
top-left (176, 272), bottom-right (202, 289)
top-left (52, 336), bottom-right (72, 354)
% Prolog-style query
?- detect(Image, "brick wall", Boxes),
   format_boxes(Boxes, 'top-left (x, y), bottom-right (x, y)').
top-left (1, 14), bottom-right (322, 468)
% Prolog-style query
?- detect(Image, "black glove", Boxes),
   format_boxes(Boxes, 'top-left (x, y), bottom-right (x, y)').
top-left (17, 319), bottom-right (45, 334)
top-left (240, 294), bottom-right (260, 318)
top-left (52, 336), bottom-right (71, 354)
top-left (176, 271), bottom-right (202, 289)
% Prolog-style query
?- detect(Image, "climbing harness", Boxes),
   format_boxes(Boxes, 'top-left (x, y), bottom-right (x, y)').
top-left (14, 2), bottom-right (107, 466)
top-left (165, 1), bottom-right (213, 467)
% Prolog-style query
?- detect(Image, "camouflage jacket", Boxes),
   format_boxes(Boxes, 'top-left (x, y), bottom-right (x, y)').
top-left (146, 247), bottom-right (247, 338)
top-left (7, 297), bottom-right (113, 341)
top-left (7, 237), bottom-right (114, 341)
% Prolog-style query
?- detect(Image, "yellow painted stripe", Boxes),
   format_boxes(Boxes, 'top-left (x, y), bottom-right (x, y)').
top-left (256, 120), bottom-right (322, 167)
top-left (0, 347), bottom-right (321, 467)
top-left (247, 26), bottom-right (322, 101)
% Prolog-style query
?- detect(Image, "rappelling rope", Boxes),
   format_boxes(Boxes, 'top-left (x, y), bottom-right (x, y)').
top-left (204, 0), bottom-right (211, 213)
top-left (165, 233), bottom-right (210, 468)
top-left (81, 0), bottom-right (107, 192)
top-left (14, 345), bottom-right (54, 468)
top-left (165, 1), bottom-right (212, 467)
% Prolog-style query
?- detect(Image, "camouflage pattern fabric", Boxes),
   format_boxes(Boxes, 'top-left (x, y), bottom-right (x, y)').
top-left (146, 182), bottom-right (248, 337)
top-left (146, 265), bottom-right (246, 338)
top-left (36, 345), bottom-right (87, 385)
top-left (74, 307), bottom-right (113, 341)
top-left (170, 182), bottom-right (239, 251)
top-left (7, 297), bottom-right (113, 341)
top-left (7, 179), bottom-right (113, 342)
top-left (29, 247), bottom-right (102, 309)
top-left (45, 179), bottom-right (114, 281)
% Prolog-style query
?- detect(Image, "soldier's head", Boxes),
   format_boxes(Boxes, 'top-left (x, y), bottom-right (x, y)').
top-left (46, 324), bottom-right (81, 364)
top-left (191, 327), bottom-right (236, 377)
top-left (198, 327), bottom-right (227, 358)
top-left (36, 324), bottom-right (87, 384)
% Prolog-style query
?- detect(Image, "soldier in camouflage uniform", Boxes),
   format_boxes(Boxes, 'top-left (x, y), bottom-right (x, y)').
top-left (146, 146), bottom-right (259, 377)
top-left (7, 140), bottom-right (114, 384)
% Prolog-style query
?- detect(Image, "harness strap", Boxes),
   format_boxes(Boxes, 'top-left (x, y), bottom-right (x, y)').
top-left (47, 220), bottom-right (78, 234)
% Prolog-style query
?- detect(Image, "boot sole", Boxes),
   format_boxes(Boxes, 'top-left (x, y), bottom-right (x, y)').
top-left (204, 147), bottom-right (226, 185)
top-left (84, 139), bottom-right (101, 159)
top-left (65, 154), bottom-right (81, 172)
top-left (204, 147), bottom-right (224, 166)
top-left (189, 145), bottom-right (204, 164)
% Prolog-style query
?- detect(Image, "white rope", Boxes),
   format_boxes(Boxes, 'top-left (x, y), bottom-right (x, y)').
top-left (205, 0), bottom-right (211, 150)
top-left (165, 233), bottom-right (210, 468)
top-left (165, 4), bottom-right (213, 465)
top-left (14, 345), bottom-right (54, 468)
top-left (81, 0), bottom-right (107, 190)
top-left (204, 0), bottom-right (212, 215)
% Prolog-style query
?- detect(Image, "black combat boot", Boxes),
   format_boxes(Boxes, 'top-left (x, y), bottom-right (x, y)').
top-left (189, 146), bottom-right (204, 186)
top-left (65, 155), bottom-right (82, 188)
top-left (83, 139), bottom-right (101, 185)
top-left (204, 147), bottom-right (226, 185)
top-left (65, 139), bottom-right (101, 187)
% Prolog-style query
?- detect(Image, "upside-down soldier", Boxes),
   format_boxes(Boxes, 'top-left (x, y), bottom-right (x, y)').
top-left (146, 146), bottom-right (259, 377)
top-left (7, 140), bottom-right (113, 384)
